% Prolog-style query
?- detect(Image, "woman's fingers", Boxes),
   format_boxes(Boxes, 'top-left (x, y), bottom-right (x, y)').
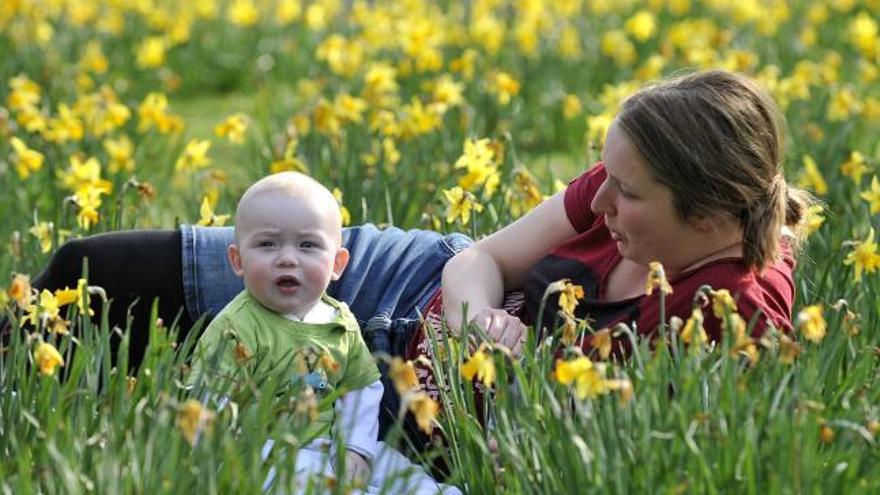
top-left (472, 309), bottom-right (527, 355)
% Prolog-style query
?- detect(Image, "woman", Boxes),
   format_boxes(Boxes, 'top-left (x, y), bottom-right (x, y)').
top-left (442, 69), bottom-right (809, 351)
top-left (21, 69), bottom-right (808, 432)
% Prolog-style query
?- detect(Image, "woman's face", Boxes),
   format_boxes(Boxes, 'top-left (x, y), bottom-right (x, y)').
top-left (590, 121), bottom-right (705, 275)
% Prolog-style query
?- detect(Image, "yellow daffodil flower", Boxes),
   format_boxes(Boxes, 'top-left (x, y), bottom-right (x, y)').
top-left (680, 307), bottom-right (708, 346)
top-left (797, 305), bottom-right (826, 343)
top-left (443, 186), bottom-right (483, 226)
top-left (33, 341), bottom-right (65, 376)
top-left (553, 357), bottom-right (610, 400)
top-left (196, 196), bottom-right (230, 227)
top-left (10, 136), bottom-right (45, 179)
top-left (29, 221), bottom-right (53, 253)
top-left (645, 261), bottom-right (673, 296)
top-left (331, 188), bottom-right (351, 226)
top-left (840, 151), bottom-right (870, 185)
top-left (176, 139), bottom-right (211, 171)
top-left (177, 399), bottom-right (215, 446)
top-left (214, 113), bottom-right (249, 143)
top-left (859, 176), bottom-right (880, 214)
top-left (460, 345), bottom-right (496, 387)
top-left (558, 281), bottom-right (585, 317)
top-left (843, 228), bottom-right (880, 282)
top-left (8, 273), bottom-right (33, 309)
top-left (590, 327), bottom-right (613, 360)
top-left (389, 357), bottom-right (420, 395)
top-left (797, 155), bottom-right (828, 195)
top-left (406, 391), bottom-right (439, 434)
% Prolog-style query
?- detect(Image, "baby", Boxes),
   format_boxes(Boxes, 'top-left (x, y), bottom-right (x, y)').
top-left (190, 172), bottom-right (382, 487)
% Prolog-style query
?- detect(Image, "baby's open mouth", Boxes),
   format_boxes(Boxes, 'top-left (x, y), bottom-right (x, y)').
top-left (275, 275), bottom-right (300, 289)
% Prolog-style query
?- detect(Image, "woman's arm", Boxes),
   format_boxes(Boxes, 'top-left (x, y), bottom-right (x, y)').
top-left (441, 191), bottom-right (578, 345)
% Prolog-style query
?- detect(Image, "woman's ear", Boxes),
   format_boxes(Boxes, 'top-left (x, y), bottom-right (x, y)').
top-left (331, 247), bottom-right (350, 281)
top-left (227, 244), bottom-right (245, 277)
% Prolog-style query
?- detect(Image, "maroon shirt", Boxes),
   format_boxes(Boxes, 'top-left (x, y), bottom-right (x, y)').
top-left (522, 163), bottom-right (795, 344)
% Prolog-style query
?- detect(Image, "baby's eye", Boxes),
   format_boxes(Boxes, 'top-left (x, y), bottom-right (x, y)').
top-left (300, 240), bottom-right (318, 249)
top-left (258, 240), bottom-right (275, 248)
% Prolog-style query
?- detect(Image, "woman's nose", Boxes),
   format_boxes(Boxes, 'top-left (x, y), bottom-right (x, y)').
top-left (590, 180), bottom-right (615, 216)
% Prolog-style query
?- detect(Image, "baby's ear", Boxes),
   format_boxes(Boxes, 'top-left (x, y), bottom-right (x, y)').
top-left (227, 244), bottom-right (245, 277)
top-left (331, 247), bottom-right (350, 281)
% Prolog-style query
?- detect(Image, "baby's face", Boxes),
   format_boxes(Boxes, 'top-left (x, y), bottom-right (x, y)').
top-left (229, 191), bottom-right (347, 318)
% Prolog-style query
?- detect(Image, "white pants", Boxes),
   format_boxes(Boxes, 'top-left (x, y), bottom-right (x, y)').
top-left (262, 439), bottom-right (462, 495)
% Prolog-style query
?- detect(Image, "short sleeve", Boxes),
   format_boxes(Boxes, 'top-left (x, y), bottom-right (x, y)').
top-left (563, 162), bottom-right (607, 233)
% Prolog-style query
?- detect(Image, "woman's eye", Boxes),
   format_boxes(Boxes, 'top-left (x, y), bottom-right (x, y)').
top-left (619, 189), bottom-right (636, 199)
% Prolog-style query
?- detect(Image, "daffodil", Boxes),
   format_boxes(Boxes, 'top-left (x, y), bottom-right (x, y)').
top-left (827, 86), bottom-right (861, 121)
top-left (680, 307), bottom-right (708, 346)
top-left (137, 92), bottom-right (183, 134)
top-left (214, 113), bottom-right (249, 143)
top-left (729, 313), bottom-right (759, 364)
top-left (600, 30), bottom-right (637, 67)
top-left (406, 391), bottom-right (439, 434)
top-left (590, 327), bottom-right (612, 359)
top-left (645, 261), bottom-right (673, 296)
top-left (7, 75), bottom-right (41, 111)
top-left (29, 221), bottom-right (53, 254)
top-left (797, 305), bottom-right (826, 343)
top-left (432, 75), bottom-right (464, 107)
top-left (443, 186), bottom-right (483, 226)
top-left (625, 10), bottom-right (657, 41)
top-left (455, 138), bottom-right (499, 197)
top-left (196, 196), bottom-right (230, 227)
top-left (778, 334), bottom-right (800, 364)
top-left (557, 281), bottom-right (585, 317)
top-left (331, 188), bottom-right (351, 226)
top-left (553, 357), bottom-right (611, 400)
top-left (10, 136), bottom-right (44, 179)
top-left (843, 228), bottom-right (880, 282)
top-left (8, 273), bottom-right (33, 309)
top-left (487, 71), bottom-right (520, 106)
top-left (797, 155), bottom-right (828, 195)
top-left (33, 341), bottom-right (64, 376)
top-left (136, 36), bottom-right (167, 69)
top-left (805, 204), bottom-right (825, 235)
top-left (104, 135), bottom-right (135, 173)
top-left (711, 289), bottom-right (737, 319)
top-left (73, 184), bottom-right (109, 230)
top-left (177, 399), bottom-right (215, 446)
top-left (840, 151), bottom-right (870, 185)
top-left (562, 94), bottom-right (582, 120)
top-left (333, 93), bottom-right (367, 124)
top-left (505, 167), bottom-right (543, 218)
top-left (175, 139), bottom-right (211, 171)
top-left (227, 0), bottom-right (259, 27)
top-left (25, 289), bottom-right (61, 326)
top-left (460, 345), bottom-right (496, 387)
top-left (389, 357), bottom-right (420, 395)
top-left (859, 176), bottom-right (880, 215)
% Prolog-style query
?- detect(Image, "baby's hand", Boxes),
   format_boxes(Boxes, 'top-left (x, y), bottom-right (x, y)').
top-left (343, 450), bottom-right (371, 487)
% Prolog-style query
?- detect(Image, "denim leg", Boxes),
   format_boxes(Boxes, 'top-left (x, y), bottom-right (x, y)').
top-left (180, 224), bottom-right (241, 322)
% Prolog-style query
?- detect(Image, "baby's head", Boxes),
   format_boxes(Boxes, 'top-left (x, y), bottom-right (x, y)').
top-left (227, 172), bottom-right (349, 318)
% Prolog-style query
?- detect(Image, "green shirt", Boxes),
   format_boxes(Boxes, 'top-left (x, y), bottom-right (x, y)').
top-left (190, 290), bottom-right (381, 436)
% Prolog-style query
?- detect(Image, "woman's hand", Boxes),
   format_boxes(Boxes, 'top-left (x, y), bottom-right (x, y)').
top-left (471, 307), bottom-right (527, 357)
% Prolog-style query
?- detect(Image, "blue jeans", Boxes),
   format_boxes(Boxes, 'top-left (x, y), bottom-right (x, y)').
top-left (180, 223), bottom-right (472, 357)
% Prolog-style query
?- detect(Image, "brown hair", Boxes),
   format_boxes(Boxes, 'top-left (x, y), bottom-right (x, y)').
top-left (615, 69), bottom-right (811, 272)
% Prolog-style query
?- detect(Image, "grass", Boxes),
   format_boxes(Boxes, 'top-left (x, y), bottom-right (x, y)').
top-left (2, 1), bottom-right (880, 493)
